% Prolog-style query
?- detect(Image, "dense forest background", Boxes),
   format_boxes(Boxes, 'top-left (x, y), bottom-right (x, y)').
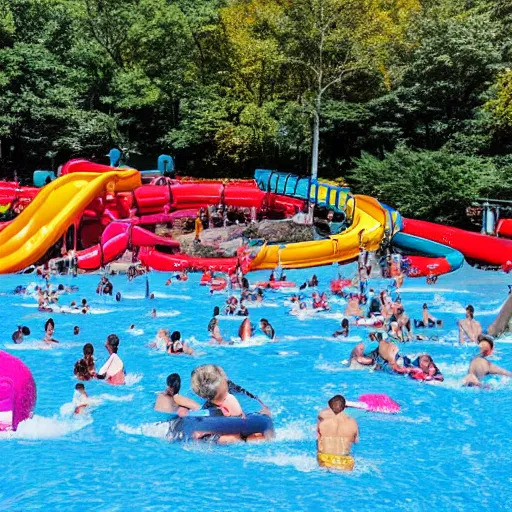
top-left (1, 0), bottom-right (512, 225)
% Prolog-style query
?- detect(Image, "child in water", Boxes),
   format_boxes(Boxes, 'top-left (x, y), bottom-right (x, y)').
top-left (73, 383), bottom-right (89, 415)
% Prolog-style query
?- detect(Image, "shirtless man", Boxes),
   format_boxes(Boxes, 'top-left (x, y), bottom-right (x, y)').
top-left (462, 335), bottom-right (512, 386)
top-left (458, 305), bottom-right (482, 345)
top-left (344, 295), bottom-right (363, 317)
top-left (154, 373), bottom-right (201, 415)
top-left (348, 343), bottom-right (374, 368)
top-left (317, 395), bottom-right (359, 471)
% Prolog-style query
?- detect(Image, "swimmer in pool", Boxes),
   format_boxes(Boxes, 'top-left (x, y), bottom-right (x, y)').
top-left (333, 318), bottom-right (350, 338)
top-left (96, 334), bottom-right (125, 385)
top-left (409, 354), bottom-right (444, 382)
top-left (73, 326), bottom-right (80, 336)
top-left (458, 305), bottom-right (482, 345)
top-left (208, 317), bottom-right (226, 344)
top-left (151, 308), bottom-right (157, 318)
top-left (73, 383), bottom-right (89, 415)
top-left (43, 318), bottom-right (59, 344)
top-left (348, 343), bottom-right (375, 368)
top-left (81, 298), bottom-right (89, 313)
top-left (168, 331), bottom-right (194, 355)
top-left (414, 303), bottom-right (443, 328)
top-left (12, 325), bottom-right (30, 344)
top-left (150, 329), bottom-right (170, 351)
top-left (259, 319), bottom-right (275, 340)
top-left (237, 302), bottom-right (249, 317)
top-left (154, 373), bottom-right (201, 415)
top-left (344, 294), bottom-right (363, 317)
top-left (187, 364), bottom-right (268, 444)
top-left (317, 395), bottom-right (359, 471)
top-left (74, 343), bottom-right (97, 381)
top-left (462, 335), bottom-right (512, 386)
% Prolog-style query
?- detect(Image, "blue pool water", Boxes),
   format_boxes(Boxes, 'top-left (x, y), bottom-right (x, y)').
top-left (1, 264), bottom-right (512, 511)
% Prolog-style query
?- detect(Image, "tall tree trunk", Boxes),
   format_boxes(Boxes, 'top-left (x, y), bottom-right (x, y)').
top-left (311, 98), bottom-right (321, 180)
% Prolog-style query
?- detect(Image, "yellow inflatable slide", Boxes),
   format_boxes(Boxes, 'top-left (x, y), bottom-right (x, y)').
top-left (249, 194), bottom-right (387, 270)
top-left (0, 170), bottom-right (141, 274)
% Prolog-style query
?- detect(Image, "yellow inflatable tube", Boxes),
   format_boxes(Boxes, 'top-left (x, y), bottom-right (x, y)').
top-left (0, 170), bottom-right (141, 274)
top-left (249, 194), bottom-right (386, 270)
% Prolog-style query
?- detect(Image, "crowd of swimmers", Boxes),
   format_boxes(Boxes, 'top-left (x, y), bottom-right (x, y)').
top-left (9, 262), bottom-right (512, 474)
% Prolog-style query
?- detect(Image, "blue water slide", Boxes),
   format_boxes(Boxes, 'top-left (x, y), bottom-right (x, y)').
top-left (392, 232), bottom-right (464, 273)
top-left (254, 169), bottom-right (352, 214)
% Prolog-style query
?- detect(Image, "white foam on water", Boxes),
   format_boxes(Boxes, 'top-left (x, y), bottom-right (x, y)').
top-left (153, 292), bottom-right (192, 300)
top-left (150, 310), bottom-right (181, 318)
top-left (4, 341), bottom-right (82, 351)
top-left (126, 328), bottom-right (145, 336)
top-left (0, 414), bottom-right (92, 440)
top-left (125, 373), bottom-right (143, 386)
top-left (245, 452), bottom-right (318, 473)
top-left (117, 421), bottom-right (168, 439)
top-left (275, 420), bottom-right (314, 442)
top-left (245, 302), bottom-right (279, 308)
top-left (400, 287), bottom-right (472, 294)
top-left (228, 335), bottom-right (271, 347)
top-left (315, 359), bottom-right (346, 373)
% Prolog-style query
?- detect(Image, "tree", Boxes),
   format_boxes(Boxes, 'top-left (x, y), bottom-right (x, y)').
top-left (348, 144), bottom-right (500, 226)
top-left (278, 0), bottom-right (420, 178)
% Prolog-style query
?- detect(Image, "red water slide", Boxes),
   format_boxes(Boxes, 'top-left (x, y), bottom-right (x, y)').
top-left (76, 221), bottom-right (179, 270)
top-left (496, 219), bottom-right (512, 239)
top-left (402, 218), bottom-right (512, 267)
top-left (138, 246), bottom-right (240, 273)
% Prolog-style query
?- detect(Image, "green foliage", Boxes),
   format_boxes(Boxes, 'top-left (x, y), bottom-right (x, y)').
top-left (0, 0), bottom-right (510, 224)
top-left (348, 145), bottom-right (499, 225)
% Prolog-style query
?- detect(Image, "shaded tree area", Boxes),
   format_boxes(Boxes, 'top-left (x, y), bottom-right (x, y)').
top-left (0, 0), bottom-right (511, 224)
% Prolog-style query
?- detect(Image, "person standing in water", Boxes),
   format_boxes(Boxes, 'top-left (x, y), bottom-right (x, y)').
top-left (154, 373), bottom-right (201, 415)
top-left (43, 318), bottom-right (59, 344)
top-left (208, 317), bottom-right (227, 344)
top-left (73, 383), bottom-right (89, 415)
top-left (458, 305), bottom-right (482, 344)
top-left (259, 319), bottom-right (275, 340)
top-left (12, 325), bottom-right (30, 344)
top-left (317, 395), bottom-right (359, 471)
top-left (97, 334), bottom-right (125, 385)
top-left (463, 335), bottom-right (512, 386)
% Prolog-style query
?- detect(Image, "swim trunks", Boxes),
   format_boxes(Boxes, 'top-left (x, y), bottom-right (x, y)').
top-left (317, 452), bottom-right (355, 471)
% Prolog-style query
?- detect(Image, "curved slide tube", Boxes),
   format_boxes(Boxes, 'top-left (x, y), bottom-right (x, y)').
top-left (248, 195), bottom-right (386, 270)
top-left (488, 294), bottom-right (512, 338)
top-left (138, 246), bottom-right (241, 273)
top-left (402, 218), bottom-right (512, 267)
top-left (0, 351), bottom-right (36, 431)
top-left (0, 170), bottom-right (141, 274)
top-left (76, 221), bottom-right (180, 270)
top-left (392, 232), bottom-right (464, 277)
top-left (497, 219), bottom-right (512, 239)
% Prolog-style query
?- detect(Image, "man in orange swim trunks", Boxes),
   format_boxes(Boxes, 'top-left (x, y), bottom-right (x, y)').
top-left (317, 395), bottom-right (359, 471)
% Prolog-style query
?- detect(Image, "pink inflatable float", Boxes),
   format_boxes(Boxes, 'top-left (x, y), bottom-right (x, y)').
top-left (0, 351), bottom-right (37, 431)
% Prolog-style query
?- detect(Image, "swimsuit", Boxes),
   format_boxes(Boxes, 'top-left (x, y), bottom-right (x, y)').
top-left (317, 452), bottom-right (355, 471)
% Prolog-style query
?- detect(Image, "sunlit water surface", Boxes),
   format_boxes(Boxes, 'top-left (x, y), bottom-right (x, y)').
top-left (1, 264), bottom-right (511, 511)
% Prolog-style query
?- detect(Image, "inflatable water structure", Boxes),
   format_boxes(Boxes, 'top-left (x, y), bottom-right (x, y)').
top-left (0, 158), bottom-right (509, 276)
top-left (0, 351), bottom-right (37, 431)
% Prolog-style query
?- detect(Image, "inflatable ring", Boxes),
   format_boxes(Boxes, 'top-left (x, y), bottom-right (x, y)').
top-left (167, 413), bottom-right (274, 442)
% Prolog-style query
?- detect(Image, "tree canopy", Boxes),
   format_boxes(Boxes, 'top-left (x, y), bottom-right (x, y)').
top-left (0, 0), bottom-right (511, 225)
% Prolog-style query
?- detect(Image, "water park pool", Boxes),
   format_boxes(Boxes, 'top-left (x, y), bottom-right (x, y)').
top-left (1, 264), bottom-right (511, 511)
